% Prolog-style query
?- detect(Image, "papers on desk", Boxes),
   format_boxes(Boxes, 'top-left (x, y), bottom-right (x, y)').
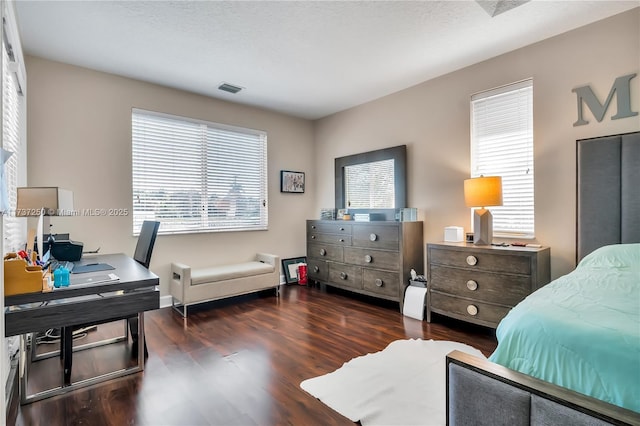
top-left (68, 273), bottom-right (119, 288)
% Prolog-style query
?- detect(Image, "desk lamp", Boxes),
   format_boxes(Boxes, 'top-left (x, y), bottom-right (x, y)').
top-left (464, 176), bottom-right (502, 245)
top-left (16, 187), bottom-right (73, 256)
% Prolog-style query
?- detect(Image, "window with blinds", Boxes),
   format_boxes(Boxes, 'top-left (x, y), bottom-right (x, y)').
top-left (2, 38), bottom-right (26, 253)
top-left (471, 79), bottom-right (534, 237)
top-left (132, 109), bottom-right (268, 235)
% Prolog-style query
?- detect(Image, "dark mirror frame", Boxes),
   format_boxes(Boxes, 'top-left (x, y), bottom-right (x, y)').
top-left (335, 145), bottom-right (407, 221)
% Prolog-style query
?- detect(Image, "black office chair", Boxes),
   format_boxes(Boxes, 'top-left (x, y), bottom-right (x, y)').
top-left (129, 220), bottom-right (160, 357)
top-left (133, 220), bottom-right (160, 269)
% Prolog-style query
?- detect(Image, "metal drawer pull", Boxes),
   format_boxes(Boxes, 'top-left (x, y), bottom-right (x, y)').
top-left (369, 233), bottom-right (378, 241)
top-left (364, 255), bottom-right (372, 263)
top-left (339, 238), bottom-right (344, 242)
top-left (466, 255), bottom-right (478, 266)
top-left (466, 280), bottom-right (478, 291)
top-left (375, 279), bottom-right (383, 287)
top-left (311, 235), bottom-right (316, 239)
top-left (311, 225), bottom-right (316, 229)
top-left (340, 272), bottom-right (348, 280)
top-left (313, 266), bottom-right (320, 273)
top-left (319, 249), bottom-right (326, 256)
top-left (339, 227), bottom-right (345, 231)
top-left (467, 305), bottom-right (478, 316)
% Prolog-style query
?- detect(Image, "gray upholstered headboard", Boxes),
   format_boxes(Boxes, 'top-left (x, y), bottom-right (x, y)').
top-left (577, 131), bottom-right (640, 262)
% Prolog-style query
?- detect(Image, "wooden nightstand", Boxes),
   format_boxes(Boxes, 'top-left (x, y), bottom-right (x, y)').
top-left (426, 242), bottom-right (550, 328)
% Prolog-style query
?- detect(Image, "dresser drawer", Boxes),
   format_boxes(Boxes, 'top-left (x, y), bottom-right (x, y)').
top-left (307, 242), bottom-right (344, 262)
top-left (308, 232), bottom-right (352, 245)
top-left (352, 225), bottom-right (399, 250)
top-left (344, 247), bottom-right (400, 271)
top-left (308, 221), bottom-right (352, 235)
top-left (430, 264), bottom-right (530, 307)
top-left (430, 248), bottom-right (530, 275)
top-left (363, 269), bottom-right (400, 298)
top-left (430, 292), bottom-right (511, 327)
top-left (329, 263), bottom-right (362, 290)
top-left (307, 259), bottom-right (329, 282)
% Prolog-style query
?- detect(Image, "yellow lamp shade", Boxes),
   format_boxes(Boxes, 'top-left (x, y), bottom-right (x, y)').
top-left (464, 176), bottom-right (503, 208)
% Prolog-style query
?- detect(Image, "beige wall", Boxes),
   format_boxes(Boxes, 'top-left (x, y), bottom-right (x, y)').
top-left (25, 8), bottom-right (640, 293)
top-left (314, 8), bottom-right (640, 279)
top-left (25, 56), bottom-right (316, 294)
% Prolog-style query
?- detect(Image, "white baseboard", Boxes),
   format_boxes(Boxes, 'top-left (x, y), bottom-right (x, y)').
top-left (159, 295), bottom-right (173, 309)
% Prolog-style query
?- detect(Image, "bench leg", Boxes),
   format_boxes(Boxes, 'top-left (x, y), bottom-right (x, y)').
top-left (171, 297), bottom-right (188, 317)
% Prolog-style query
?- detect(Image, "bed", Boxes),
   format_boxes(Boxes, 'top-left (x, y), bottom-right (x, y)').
top-left (447, 131), bottom-right (640, 424)
top-left (489, 131), bottom-right (640, 412)
top-left (488, 243), bottom-right (640, 411)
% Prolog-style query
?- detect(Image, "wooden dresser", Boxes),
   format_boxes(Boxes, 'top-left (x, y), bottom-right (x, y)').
top-left (426, 242), bottom-right (550, 328)
top-left (307, 220), bottom-right (423, 310)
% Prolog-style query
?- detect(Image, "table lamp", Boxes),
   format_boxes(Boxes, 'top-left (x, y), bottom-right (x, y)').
top-left (464, 176), bottom-right (502, 245)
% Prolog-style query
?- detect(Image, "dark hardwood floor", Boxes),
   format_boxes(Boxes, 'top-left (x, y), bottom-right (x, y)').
top-left (8, 285), bottom-right (497, 426)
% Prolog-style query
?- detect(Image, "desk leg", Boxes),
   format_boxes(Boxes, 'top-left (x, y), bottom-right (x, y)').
top-left (137, 312), bottom-right (145, 370)
top-left (59, 328), bottom-right (65, 359)
top-left (19, 335), bottom-right (28, 405)
top-left (62, 327), bottom-right (73, 385)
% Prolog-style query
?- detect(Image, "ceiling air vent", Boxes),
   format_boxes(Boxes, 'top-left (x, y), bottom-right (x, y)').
top-left (218, 82), bottom-right (243, 94)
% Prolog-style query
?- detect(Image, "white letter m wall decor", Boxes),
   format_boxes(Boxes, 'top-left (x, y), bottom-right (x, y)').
top-left (573, 73), bottom-right (638, 126)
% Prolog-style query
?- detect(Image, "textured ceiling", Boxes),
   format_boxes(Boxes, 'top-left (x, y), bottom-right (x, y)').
top-left (14, 1), bottom-right (639, 120)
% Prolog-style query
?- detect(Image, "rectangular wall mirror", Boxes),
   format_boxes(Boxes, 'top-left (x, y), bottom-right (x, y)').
top-left (335, 145), bottom-right (407, 220)
top-left (344, 158), bottom-right (395, 208)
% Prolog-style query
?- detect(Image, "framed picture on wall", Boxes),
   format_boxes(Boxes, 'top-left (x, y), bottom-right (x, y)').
top-left (280, 170), bottom-right (305, 193)
top-left (282, 256), bottom-right (306, 284)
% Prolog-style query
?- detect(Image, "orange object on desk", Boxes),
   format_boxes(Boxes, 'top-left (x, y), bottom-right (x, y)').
top-left (3, 253), bottom-right (47, 296)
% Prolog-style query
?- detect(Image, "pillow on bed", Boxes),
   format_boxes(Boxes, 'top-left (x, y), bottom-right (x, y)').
top-left (578, 243), bottom-right (640, 269)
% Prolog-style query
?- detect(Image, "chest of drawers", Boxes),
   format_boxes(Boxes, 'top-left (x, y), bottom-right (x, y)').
top-left (307, 220), bottom-right (423, 310)
top-left (426, 242), bottom-right (550, 328)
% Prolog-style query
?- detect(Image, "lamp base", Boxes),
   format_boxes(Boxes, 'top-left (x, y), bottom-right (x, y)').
top-left (473, 208), bottom-right (493, 245)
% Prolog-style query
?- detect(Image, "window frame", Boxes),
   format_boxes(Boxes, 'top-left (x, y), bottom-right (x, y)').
top-left (131, 108), bottom-right (268, 236)
top-left (2, 12), bottom-right (27, 254)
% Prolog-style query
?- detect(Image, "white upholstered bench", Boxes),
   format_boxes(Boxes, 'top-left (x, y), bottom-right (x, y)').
top-left (170, 253), bottom-right (280, 317)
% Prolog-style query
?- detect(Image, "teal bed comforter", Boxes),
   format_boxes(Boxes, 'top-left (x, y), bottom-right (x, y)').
top-left (489, 243), bottom-right (640, 413)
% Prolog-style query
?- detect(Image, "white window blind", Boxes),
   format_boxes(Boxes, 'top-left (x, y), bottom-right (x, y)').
top-left (471, 79), bottom-right (534, 237)
top-left (132, 109), bottom-right (268, 235)
top-left (344, 159), bottom-right (395, 209)
top-left (2, 39), bottom-right (25, 253)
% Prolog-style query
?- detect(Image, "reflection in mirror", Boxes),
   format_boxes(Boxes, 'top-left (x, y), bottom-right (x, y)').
top-left (344, 159), bottom-right (395, 208)
top-left (335, 145), bottom-right (406, 220)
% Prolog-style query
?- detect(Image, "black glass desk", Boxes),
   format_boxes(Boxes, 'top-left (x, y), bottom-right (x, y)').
top-left (4, 253), bottom-right (159, 404)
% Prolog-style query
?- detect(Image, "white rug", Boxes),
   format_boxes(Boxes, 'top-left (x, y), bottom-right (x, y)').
top-left (300, 339), bottom-right (486, 426)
